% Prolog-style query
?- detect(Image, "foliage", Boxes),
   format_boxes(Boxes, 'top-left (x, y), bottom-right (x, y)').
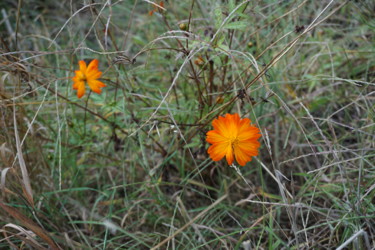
top-left (0, 0), bottom-right (374, 249)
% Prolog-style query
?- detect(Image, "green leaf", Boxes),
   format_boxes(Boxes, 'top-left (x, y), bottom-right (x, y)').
top-left (183, 141), bottom-right (200, 149)
top-left (228, 0), bottom-right (235, 12)
top-left (224, 21), bottom-right (249, 30)
top-left (214, 7), bottom-right (224, 29)
top-left (212, 55), bottom-right (223, 67)
top-left (132, 35), bottom-right (146, 46)
top-left (215, 34), bottom-right (225, 47)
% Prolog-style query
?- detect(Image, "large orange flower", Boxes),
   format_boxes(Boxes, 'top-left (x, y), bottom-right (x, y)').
top-left (206, 113), bottom-right (261, 166)
top-left (72, 59), bottom-right (106, 98)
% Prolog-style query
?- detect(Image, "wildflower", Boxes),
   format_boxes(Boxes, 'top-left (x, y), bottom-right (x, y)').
top-left (72, 59), bottom-right (106, 98)
top-left (149, 1), bottom-right (164, 16)
top-left (206, 113), bottom-right (261, 166)
top-left (194, 55), bottom-right (205, 67)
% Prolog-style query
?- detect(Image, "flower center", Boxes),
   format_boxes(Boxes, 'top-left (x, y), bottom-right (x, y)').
top-left (79, 74), bottom-right (87, 82)
top-left (230, 137), bottom-right (239, 149)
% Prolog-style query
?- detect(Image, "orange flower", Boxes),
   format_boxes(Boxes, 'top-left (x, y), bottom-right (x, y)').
top-left (72, 59), bottom-right (106, 98)
top-left (206, 113), bottom-right (261, 166)
top-left (149, 1), bottom-right (164, 16)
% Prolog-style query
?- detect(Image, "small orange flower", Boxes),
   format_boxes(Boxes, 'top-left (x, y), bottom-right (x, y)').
top-left (72, 59), bottom-right (106, 98)
top-left (149, 1), bottom-right (164, 16)
top-left (206, 113), bottom-right (261, 166)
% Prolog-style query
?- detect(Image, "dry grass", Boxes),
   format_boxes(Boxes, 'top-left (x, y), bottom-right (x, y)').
top-left (0, 0), bottom-right (374, 249)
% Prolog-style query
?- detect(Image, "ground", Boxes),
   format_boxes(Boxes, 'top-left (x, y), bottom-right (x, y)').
top-left (0, 0), bottom-right (374, 249)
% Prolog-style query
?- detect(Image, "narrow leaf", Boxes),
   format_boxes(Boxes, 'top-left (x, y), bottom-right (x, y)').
top-left (0, 202), bottom-right (61, 249)
top-left (13, 106), bottom-right (34, 207)
top-left (224, 21), bottom-right (248, 30)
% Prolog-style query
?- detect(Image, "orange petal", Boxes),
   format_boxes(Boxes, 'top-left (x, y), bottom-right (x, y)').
top-left (73, 80), bottom-right (84, 90)
top-left (224, 113), bottom-right (240, 137)
top-left (87, 70), bottom-right (102, 80)
top-left (237, 127), bottom-right (261, 141)
top-left (238, 117), bottom-right (251, 132)
top-left (212, 116), bottom-right (230, 137)
top-left (87, 80), bottom-right (100, 94)
top-left (93, 80), bottom-right (106, 87)
top-left (206, 130), bottom-right (227, 144)
top-left (77, 83), bottom-right (85, 98)
top-left (87, 59), bottom-right (99, 72)
top-left (237, 140), bottom-right (260, 156)
top-left (79, 60), bottom-right (87, 73)
top-left (88, 80), bottom-right (106, 94)
top-left (207, 142), bottom-right (229, 162)
top-left (234, 145), bottom-right (252, 166)
top-left (225, 145), bottom-right (234, 165)
top-left (74, 70), bottom-right (84, 79)
top-left (230, 113), bottom-right (240, 122)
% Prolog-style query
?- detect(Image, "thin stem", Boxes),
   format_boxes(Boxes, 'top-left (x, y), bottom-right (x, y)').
top-left (83, 90), bottom-right (92, 138)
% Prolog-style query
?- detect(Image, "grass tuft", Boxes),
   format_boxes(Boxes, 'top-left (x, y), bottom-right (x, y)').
top-left (0, 0), bottom-right (374, 249)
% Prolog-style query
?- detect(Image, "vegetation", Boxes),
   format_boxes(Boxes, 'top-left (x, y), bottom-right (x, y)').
top-left (0, 0), bottom-right (374, 249)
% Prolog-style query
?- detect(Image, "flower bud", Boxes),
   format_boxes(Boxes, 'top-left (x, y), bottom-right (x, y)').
top-left (215, 96), bottom-right (224, 104)
top-left (179, 23), bottom-right (187, 31)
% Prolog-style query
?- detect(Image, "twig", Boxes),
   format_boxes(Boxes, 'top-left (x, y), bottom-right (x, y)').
top-left (336, 229), bottom-right (370, 250)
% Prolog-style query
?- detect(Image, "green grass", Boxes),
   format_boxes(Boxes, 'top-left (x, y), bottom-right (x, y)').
top-left (0, 0), bottom-right (374, 249)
